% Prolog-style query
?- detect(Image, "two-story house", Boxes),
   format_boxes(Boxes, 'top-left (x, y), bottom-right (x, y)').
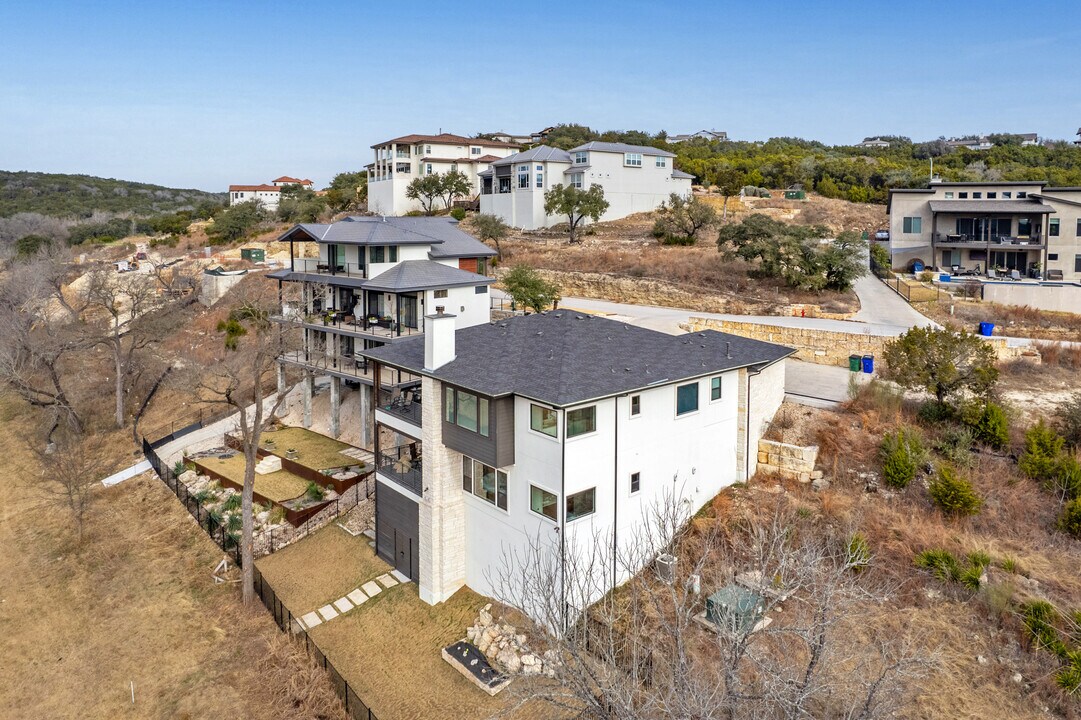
top-left (366, 133), bottom-right (520, 215)
top-left (229, 175), bottom-right (315, 211)
top-left (887, 181), bottom-right (1081, 281)
top-left (360, 311), bottom-right (792, 610)
top-left (267, 216), bottom-right (496, 446)
top-left (478, 142), bottom-right (694, 230)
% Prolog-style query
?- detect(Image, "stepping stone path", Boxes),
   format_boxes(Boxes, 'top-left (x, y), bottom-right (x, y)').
top-left (296, 572), bottom-right (412, 630)
top-left (339, 447), bottom-right (374, 462)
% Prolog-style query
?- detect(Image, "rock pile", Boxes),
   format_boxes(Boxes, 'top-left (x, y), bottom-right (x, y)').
top-left (465, 604), bottom-right (557, 677)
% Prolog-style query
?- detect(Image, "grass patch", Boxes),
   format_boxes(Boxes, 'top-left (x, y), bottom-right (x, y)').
top-left (194, 453), bottom-right (309, 503)
top-left (261, 426), bottom-right (359, 471)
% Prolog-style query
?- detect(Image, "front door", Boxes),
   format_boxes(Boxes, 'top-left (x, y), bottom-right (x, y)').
top-left (375, 480), bottom-right (420, 582)
top-left (394, 529), bottom-right (413, 578)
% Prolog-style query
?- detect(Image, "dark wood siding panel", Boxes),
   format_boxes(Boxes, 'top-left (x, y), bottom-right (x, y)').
top-left (375, 480), bottom-right (419, 581)
top-left (494, 396), bottom-right (515, 467)
top-left (442, 385), bottom-right (497, 466)
top-left (458, 257), bottom-right (478, 273)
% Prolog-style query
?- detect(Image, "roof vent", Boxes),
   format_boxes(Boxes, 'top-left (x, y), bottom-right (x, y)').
top-left (575, 315), bottom-right (585, 320)
top-left (726, 342), bottom-right (732, 359)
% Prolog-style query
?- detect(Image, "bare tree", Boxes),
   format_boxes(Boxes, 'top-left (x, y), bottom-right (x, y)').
top-left (492, 493), bottom-right (934, 719)
top-left (30, 430), bottom-right (110, 544)
top-left (193, 279), bottom-right (298, 603)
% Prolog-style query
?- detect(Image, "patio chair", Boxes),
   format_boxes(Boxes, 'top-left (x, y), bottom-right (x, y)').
top-left (1009, 270), bottom-right (1021, 281)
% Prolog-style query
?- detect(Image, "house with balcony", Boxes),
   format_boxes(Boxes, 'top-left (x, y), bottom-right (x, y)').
top-left (478, 142), bottom-right (694, 230)
top-left (267, 216), bottom-right (496, 446)
top-left (229, 175), bottom-right (315, 210)
top-left (359, 311), bottom-right (793, 610)
top-left (365, 133), bottom-right (520, 215)
top-left (887, 181), bottom-right (1081, 281)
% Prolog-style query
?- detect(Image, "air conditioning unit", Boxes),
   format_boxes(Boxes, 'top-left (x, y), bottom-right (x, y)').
top-left (655, 553), bottom-right (677, 584)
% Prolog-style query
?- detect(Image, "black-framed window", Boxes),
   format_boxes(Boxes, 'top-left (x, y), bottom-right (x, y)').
top-left (530, 404), bottom-right (557, 437)
top-left (973, 192), bottom-right (982, 199)
top-left (1050, 218), bottom-right (1060, 237)
top-left (475, 285), bottom-right (488, 294)
top-left (1075, 255), bottom-right (1081, 274)
top-left (630, 472), bottom-right (640, 494)
top-left (1018, 192), bottom-right (1027, 198)
top-left (370, 246), bottom-right (385, 263)
top-left (676, 382), bottom-right (699, 416)
top-left (958, 192), bottom-right (968, 199)
top-left (566, 488), bottom-right (595, 521)
top-left (1049, 253), bottom-right (1059, 261)
top-left (445, 387), bottom-right (489, 437)
top-left (987, 192), bottom-right (997, 199)
top-left (630, 395), bottom-right (641, 416)
top-left (434, 289), bottom-right (448, 298)
top-left (530, 485), bottom-right (557, 520)
top-left (902, 217), bottom-right (922, 234)
top-left (710, 376), bottom-right (722, 401)
top-left (566, 406), bottom-right (596, 438)
top-left (1077, 219), bottom-right (1081, 237)
top-left (463, 457), bottom-right (507, 510)
top-left (389, 246), bottom-right (398, 262)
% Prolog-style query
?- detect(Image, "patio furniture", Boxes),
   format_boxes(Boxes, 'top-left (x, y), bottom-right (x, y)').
top-left (1047, 269), bottom-right (1064, 281)
top-left (1009, 270), bottom-right (1021, 281)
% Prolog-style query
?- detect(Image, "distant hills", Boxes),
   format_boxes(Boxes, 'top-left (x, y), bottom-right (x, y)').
top-left (0, 170), bottom-right (225, 219)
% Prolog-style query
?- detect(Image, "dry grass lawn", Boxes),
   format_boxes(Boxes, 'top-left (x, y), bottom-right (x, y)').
top-left (195, 452), bottom-right (309, 502)
top-left (0, 395), bottom-right (345, 719)
top-left (262, 426), bottom-right (360, 471)
top-left (257, 523), bottom-right (390, 611)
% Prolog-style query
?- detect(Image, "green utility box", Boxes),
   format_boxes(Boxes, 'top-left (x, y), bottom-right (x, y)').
top-left (705, 585), bottom-right (766, 634)
top-left (241, 247), bottom-right (265, 263)
top-left (784, 189), bottom-right (806, 200)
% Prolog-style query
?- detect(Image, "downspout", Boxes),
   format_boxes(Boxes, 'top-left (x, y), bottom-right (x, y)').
top-left (745, 366), bottom-right (763, 482)
top-left (612, 395), bottom-right (620, 591)
top-left (560, 406), bottom-right (567, 633)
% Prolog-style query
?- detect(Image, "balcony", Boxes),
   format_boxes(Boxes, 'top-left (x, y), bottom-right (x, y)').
top-left (380, 387), bottom-right (422, 427)
top-left (275, 311), bottom-right (424, 341)
top-left (376, 446), bottom-right (423, 496)
top-left (933, 233), bottom-right (1045, 249)
top-left (291, 257), bottom-right (366, 278)
top-left (279, 350), bottom-right (404, 385)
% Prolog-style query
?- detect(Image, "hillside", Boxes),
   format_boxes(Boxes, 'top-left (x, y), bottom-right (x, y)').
top-left (0, 170), bottom-right (225, 218)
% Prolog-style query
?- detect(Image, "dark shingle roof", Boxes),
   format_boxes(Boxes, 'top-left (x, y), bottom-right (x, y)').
top-left (671, 169), bottom-right (694, 179)
top-left (569, 141), bottom-right (676, 158)
top-left (278, 217), bottom-right (494, 258)
top-left (361, 312), bottom-right (793, 406)
top-left (364, 260), bottom-right (493, 293)
top-left (491, 146), bottom-right (572, 166)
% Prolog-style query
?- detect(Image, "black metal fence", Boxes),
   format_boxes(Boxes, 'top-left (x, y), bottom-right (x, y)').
top-left (253, 564), bottom-right (380, 720)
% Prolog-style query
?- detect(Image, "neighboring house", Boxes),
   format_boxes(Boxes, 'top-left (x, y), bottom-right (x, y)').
top-left (360, 311), bottom-right (793, 606)
top-left (229, 175), bottom-right (314, 210)
top-left (857, 138), bottom-right (891, 149)
top-left (531, 126), bottom-right (556, 143)
top-left (478, 142), bottom-right (694, 230)
top-left (1018, 133), bottom-right (1039, 147)
top-left (669, 129), bottom-right (728, 143)
top-left (267, 216), bottom-right (496, 446)
top-left (1075, 128), bottom-right (1081, 145)
top-left (944, 136), bottom-right (993, 151)
top-left (483, 132), bottom-right (534, 145)
top-left (886, 180), bottom-right (1081, 281)
top-left (366, 133), bottom-right (520, 215)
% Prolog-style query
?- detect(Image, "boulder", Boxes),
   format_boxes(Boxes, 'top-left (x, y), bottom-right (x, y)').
top-left (178, 470), bottom-right (198, 485)
top-left (496, 647), bottom-right (521, 674)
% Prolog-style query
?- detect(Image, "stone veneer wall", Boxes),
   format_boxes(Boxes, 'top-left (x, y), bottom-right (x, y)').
top-left (419, 376), bottom-right (467, 604)
top-left (757, 439), bottom-right (822, 483)
top-left (683, 317), bottom-right (1027, 368)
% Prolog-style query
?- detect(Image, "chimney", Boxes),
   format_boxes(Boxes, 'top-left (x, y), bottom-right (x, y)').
top-left (424, 307), bottom-right (457, 371)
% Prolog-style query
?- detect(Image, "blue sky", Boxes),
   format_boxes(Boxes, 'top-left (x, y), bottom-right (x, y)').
top-left (2, 0), bottom-right (1079, 191)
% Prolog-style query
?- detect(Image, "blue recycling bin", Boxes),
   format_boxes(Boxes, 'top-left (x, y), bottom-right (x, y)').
top-left (979, 322), bottom-right (994, 337)
top-left (862, 355), bottom-right (874, 374)
top-left (912, 260), bottom-right (925, 273)
top-left (939, 273), bottom-right (951, 283)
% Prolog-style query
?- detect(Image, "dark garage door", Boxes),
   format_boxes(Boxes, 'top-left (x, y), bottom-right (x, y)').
top-left (375, 480), bottom-right (419, 582)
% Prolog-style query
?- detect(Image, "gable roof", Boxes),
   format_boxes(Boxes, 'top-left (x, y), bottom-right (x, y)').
top-left (372, 132), bottom-right (520, 149)
top-left (569, 141), bottom-right (676, 158)
top-left (364, 260), bottom-right (493, 293)
top-left (671, 169), bottom-right (694, 179)
top-left (491, 146), bottom-right (573, 166)
top-left (273, 176), bottom-right (313, 184)
top-left (361, 311), bottom-right (793, 406)
top-left (229, 184), bottom-right (280, 192)
top-left (278, 216), bottom-right (494, 257)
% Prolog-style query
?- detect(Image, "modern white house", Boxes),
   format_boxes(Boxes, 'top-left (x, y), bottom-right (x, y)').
top-left (669, 129), bottom-right (727, 143)
top-left (365, 133), bottom-right (520, 216)
top-left (478, 142), bottom-right (694, 230)
top-left (267, 216), bottom-right (496, 446)
top-left (360, 311), bottom-right (792, 608)
top-left (887, 180), bottom-right (1081, 281)
top-left (229, 175), bottom-right (315, 211)
top-left (857, 138), bottom-right (892, 149)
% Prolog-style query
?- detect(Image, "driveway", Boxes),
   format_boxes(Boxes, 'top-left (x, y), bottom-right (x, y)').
top-left (851, 265), bottom-right (940, 328)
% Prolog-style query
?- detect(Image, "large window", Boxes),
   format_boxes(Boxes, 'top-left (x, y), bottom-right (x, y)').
top-left (710, 376), bottom-right (723, 401)
top-left (463, 457), bottom-right (507, 510)
top-left (1050, 218), bottom-right (1060, 237)
top-left (518, 164), bottom-right (530, 189)
top-left (445, 387), bottom-right (489, 437)
top-left (566, 406), bottom-right (596, 438)
top-left (536, 165), bottom-right (543, 188)
top-left (676, 382), bottom-right (699, 416)
top-left (370, 246), bottom-right (385, 263)
top-left (624, 153), bottom-right (643, 167)
top-left (389, 246), bottom-right (398, 262)
top-left (530, 404), bottom-right (557, 437)
top-left (902, 217), bottom-right (922, 234)
top-left (573, 151), bottom-right (588, 165)
top-left (655, 157), bottom-right (666, 168)
top-left (566, 488), bottom-right (595, 521)
top-left (569, 173), bottom-right (584, 189)
top-left (530, 485), bottom-right (557, 520)
top-left (958, 192), bottom-right (968, 199)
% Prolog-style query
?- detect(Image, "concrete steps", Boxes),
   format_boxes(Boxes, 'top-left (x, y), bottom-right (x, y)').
top-left (255, 455), bottom-right (282, 475)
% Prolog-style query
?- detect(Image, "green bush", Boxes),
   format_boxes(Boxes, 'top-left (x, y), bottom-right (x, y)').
top-left (1059, 499), bottom-right (1081, 538)
top-left (658, 233), bottom-right (697, 246)
top-left (1019, 421), bottom-right (1066, 480)
top-left (172, 460), bottom-right (188, 476)
top-left (150, 234), bottom-right (179, 249)
top-left (880, 426), bottom-right (926, 489)
top-left (917, 400), bottom-right (954, 425)
top-left (935, 426), bottom-right (976, 468)
top-left (914, 548), bottom-right (961, 583)
top-left (966, 402), bottom-right (1010, 450)
top-left (305, 481), bottom-right (327, 502)
top-left (1022, 601), bottom-right (1068, 658)
top-left (1056, 393), bottom-right (1081, 450)
top-left (928, 466), bottom-right (982, 517)
top-left (1055, 456), bottom-right (1081, 501)
top-left (449, 207), bottom-right (467, 221)
top-left (227, 513), bottom-right (242, 532)
top-left (846, 533), bottom-right (871, 572)
top-left (222, 493), bottom-right (241, 512)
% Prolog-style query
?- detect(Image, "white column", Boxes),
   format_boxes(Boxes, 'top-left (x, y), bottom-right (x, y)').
top-left (359, 383), bottom-right (374, 450)
top-left (302, 371), bottom-right (314, 429)
top-left (330, 376), bottom-right (341, 438)
top-left (418, 376), bottom-right (466, 605)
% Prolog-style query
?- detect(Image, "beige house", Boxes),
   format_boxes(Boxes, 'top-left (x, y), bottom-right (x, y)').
top-left (887, 181), bottom-right (1081, 281)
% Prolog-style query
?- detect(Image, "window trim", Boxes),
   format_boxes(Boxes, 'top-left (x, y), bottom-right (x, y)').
top-left (566, 405), bottom-right (597, 439)
top-left (530, 403), bottom-right (558, 438)
top-left (530, 484), bottom-right (558, 521)
top-left (629, 394), bottom-right (641, 417)
top-left (902, 216), bottom-right (922, 234)
top-left (676, 381), bottom-right (700, 417)
top-left (565, 487), bottom-right (596, 522)
top-left (624, 153), bottom-right (643, 167)
top-left (710, 375), bottom-right (723, 402)
top-left (462, 457), bottom-right (507, 511)
top-left (1050, 218), bottom-right (1060, 237)
top-left (573, 151), bottom-right (588, 165)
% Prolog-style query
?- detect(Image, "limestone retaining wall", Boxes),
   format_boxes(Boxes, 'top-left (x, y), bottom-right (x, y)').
top-left (757, 439), bottom-right (821, 483)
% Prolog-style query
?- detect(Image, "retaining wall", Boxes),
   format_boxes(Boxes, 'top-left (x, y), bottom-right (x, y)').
top-left (757, 439), bottom-right (821, 483)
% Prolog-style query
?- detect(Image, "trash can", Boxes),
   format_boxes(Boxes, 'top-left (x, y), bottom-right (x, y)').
top-left (939, 273), bottom-right (951, 283)
top-left (912, 260), bottom-right (925, 273)
top-left (848, 354), bottom-right (861, 372)
top-left (862, 355), bottom-right (874, 374)
top-left (978, 322), bottom-right (994, 337)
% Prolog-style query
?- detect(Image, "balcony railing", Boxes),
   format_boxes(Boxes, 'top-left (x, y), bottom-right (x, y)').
top-left (380, 390), bottom-right (422, 427)
top-left (933, 233), bottom-right (1044, 247)
top-left (291, 257), bottom-right (367, 278)
top-left (376, 446), bottom-right (423, 495)
top-left (275, 311), bottom-right (424, 340)
top-left (280, 350), bottom-right (402, 385)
